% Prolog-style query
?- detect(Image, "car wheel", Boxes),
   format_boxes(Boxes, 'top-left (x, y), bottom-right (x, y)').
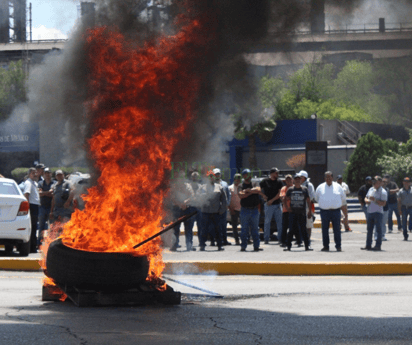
top-left (18, 242), bottom-right (30, 257)
top-left (4, 245), bottom-right (14, 253)
top-left (45, 239), bottom-right (150, 291)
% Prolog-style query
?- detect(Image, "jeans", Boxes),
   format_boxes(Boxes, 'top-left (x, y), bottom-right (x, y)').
top-left (38, 205), bottom-right (51, 232)
top-left (29, 204), bottom-right (39, 251)
top-left (219, 210), bottom-right (228, 243)
top-left (230, 210), bottom-right (240, 243)
top-left (194, 208), bottom-right (202, 242)
top-left (172, 207), bottom-right (196, 250)
top-left (320, 209), bottom-right (342, 249)
top-left (199, 212), bottom-right (222, 248)
top-left (361, 205), bottom-right (368, 222)
top-left (287, 213), bottom-right (310, 249)
top-left (367, 212), bottom-right (383, 248)
top-left (281, 212), bottom-right (290, 245)
top-left (264, 203), bottom-right (282, 242)
top-left (374, 210), bottom-right (388, 239)
top-left (240, 208), bottom-right (260, 249)
top-left (387, 203), bottom-right (402, 231)
top-left (401, 206), bottom-right (412, 240)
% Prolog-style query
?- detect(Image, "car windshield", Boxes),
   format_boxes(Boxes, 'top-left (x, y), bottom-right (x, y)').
top-left (0, 182), bottom-right (20, 195)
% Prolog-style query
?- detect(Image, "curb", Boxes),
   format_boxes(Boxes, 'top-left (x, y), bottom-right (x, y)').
top-left (164, 261), bottom-right (412, 275)
top-left (6, 258), bottom-right (412, 276)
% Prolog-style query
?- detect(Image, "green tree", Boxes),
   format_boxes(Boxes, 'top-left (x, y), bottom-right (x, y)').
top-left (344, 132), bottom-right (386, 191)
top-left (287, 62), bottom-right (334, 103)
top-left (0, 60), bottom-right (27, 120)
top-left (345, 133), bottom-right (401, 191)
top-left (258, 76), bottom-right (285, 109)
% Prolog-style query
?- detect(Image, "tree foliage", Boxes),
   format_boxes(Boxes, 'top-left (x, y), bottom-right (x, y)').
top-left (257, 58), bottom-right (411, 125)
top-left (377, 131), bottom-right (412, 186)
top-left (344, 132), bottom-right (400, 191)
top-left (0, 61), bottom-right (27, 120)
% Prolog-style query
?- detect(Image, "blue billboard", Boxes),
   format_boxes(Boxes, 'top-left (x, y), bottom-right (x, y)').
top-left (0, 122), bottom-right (39, 153)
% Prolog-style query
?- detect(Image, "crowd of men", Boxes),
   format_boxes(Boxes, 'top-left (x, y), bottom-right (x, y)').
top-left (19, 164), bottom-right (75, 253)
top-left (170, 168), bottom-right (412, 253)
top-left (13, 164), bottom-right (412, 254)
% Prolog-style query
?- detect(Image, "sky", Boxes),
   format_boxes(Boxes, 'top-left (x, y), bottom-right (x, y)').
top-left (27, 0), bottom-right (412, 40)
top-left (29, 0), bottom-right (79, 40)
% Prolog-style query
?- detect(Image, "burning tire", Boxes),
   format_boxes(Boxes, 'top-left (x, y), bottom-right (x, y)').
top-left (45, 239), bottom-right (150, 291)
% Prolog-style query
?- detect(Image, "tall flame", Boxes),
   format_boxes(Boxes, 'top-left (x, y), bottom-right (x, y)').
top-left (58, 12), bottom-right (216, 280)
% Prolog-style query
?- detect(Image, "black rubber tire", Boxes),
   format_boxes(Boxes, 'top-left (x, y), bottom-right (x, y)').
top-left (46, 239), bottom-right (150, 291)
top-left (4, 244), bottom-right (13, 253)
top-left (17, 242), bottom-right (30, 257)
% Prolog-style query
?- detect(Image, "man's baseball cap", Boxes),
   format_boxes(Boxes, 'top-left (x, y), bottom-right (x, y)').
top-left (270, 167), bottom-right (279, 174)
top-left (298, 170), bottom-right (308, 178)
top-left (212, 168), bottom-right (221, 175)
top-left (44, 167), bottom-right (51, 173)
top-left (55, 170), bottom-right (64, 175)
top-left (337, 175), bottom-right (343, 179)
top-left (285, 174), bottom-right (293, 179)
top-left (35, 163), bottom-right (45, 169)
top-left (242, 169), bottom-right (251, 175)
top-left (403, 177), bottom-right (411, 182)
top-left (365, 176), bottom-right (372, 181)
top-left (234, 173), bottom-right (242, 179)
top-left (293, 174), bottom-right (301, 179)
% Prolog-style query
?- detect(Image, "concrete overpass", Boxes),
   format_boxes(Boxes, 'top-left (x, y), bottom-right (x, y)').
top-left (247, 29), bottom-right (412, 68)
top-left (0, 40), bottom-right (66, 64)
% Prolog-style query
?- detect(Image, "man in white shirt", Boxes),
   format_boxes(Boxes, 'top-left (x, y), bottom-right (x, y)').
top-left (23, 167), bottom-right (41, 253)
top-left (361, 176), bottom-right (387, 251)
top-left (315, 171), bottom-right (347, 252)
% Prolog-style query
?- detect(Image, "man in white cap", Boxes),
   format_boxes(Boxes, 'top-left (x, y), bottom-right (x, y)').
top-left (298, 170), bottom-right (315, 243)
top-left (213, 168), bottom-right (232, 245)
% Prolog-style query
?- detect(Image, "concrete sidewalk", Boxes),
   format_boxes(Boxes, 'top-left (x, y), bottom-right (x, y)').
top-left (0, 214), bottom-right (409, 275)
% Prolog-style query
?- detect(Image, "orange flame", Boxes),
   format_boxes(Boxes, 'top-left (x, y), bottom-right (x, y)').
top-left (53, 14), bottom-right (216, 281)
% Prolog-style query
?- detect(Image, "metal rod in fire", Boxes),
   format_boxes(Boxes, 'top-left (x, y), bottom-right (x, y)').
top-left (133, 211), bottom-right (198, 249)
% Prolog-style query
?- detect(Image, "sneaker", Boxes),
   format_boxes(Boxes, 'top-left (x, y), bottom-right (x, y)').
top-left (240, 248), bottom-right (246, 252)
top-left (254, 247), bottom-right (263, 251)
top-left (191, 247), bottom-right (197, 251)
top-left (199, 247), bottom-right (205, 251)
top-left (321, 247), bottom-right (329, 252)
top-left (305, 247), bottom-right (314, 251)
top-left (336, 247), bottom-right (342, 252)
top-left (283, 248), bottom-right (291, 251)
top-left (361, 246), bottom-right (372, 250)
top-left (372, 246), bottom-right (382, 251)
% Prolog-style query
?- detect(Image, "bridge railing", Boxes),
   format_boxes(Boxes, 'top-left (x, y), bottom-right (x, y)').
top-left (269, 22), bottom-right (412, 36)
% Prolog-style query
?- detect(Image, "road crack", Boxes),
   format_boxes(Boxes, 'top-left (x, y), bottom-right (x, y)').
top-left (5, 308), bottom-right (88, 345)
top-left (210, 317), bottom-right (263, 344)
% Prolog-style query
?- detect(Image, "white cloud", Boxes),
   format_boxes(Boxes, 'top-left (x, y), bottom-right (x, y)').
top-left (32, 25), bottom-right (68, 40)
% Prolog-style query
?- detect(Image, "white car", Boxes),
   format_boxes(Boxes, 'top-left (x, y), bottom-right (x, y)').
top-left (0, 177), bottom-right (31, 256)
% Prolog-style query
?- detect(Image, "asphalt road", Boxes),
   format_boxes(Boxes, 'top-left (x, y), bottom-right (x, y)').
top-left (1, 272), bottom-right (412, 344)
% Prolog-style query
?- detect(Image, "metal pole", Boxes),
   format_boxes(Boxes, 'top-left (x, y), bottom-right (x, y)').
top-left (29, 2), bottom-right (32, 42)
top-left (133, 211), bottom-right (197, 249)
